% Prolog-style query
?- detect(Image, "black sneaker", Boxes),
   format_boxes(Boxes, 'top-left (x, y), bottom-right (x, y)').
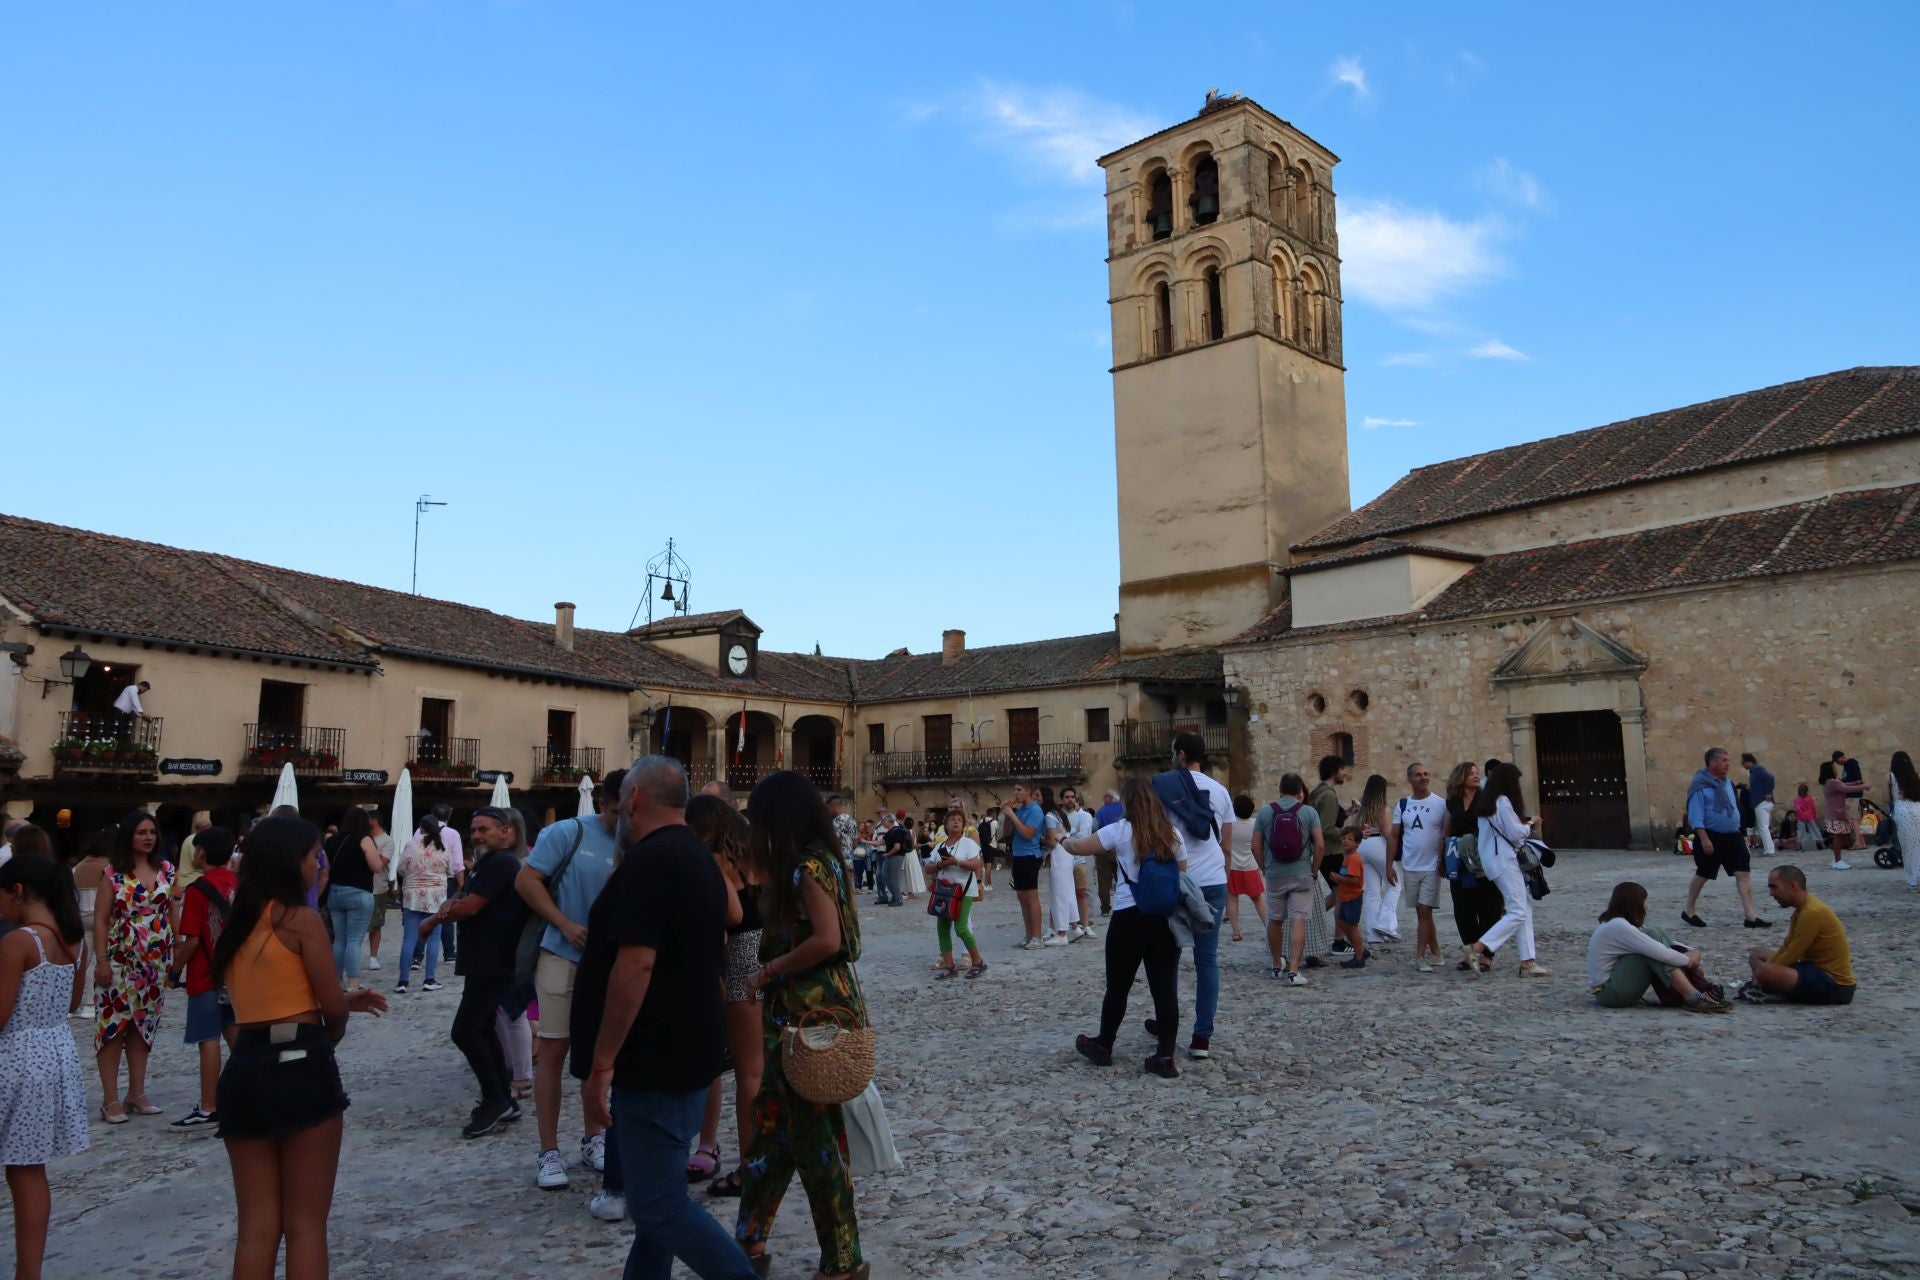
top-left (463, 1097), bottom-right (513, 1139)
top-left (1340, 955), bottom-right (1368, 969)
top-left (1680, 912), bottom-right (1707, 928)
top-left (169, 1107), bottom-right (218, 1132)
top-left (394, 982), bottom-right (409, 995)
top-left (1330, 937), bottom-right (1354, 955)
top-left (422, 979), bottom-right (444, 992)
top-left (502, 1100), bottom-right (523, 1123)
top-left (1144, 1054), bottom-right (1179, 1079)
top-left (1075, 1034), bottom-right (1113, 1066)
top-left (1743, 917), bottom-right (1774, 929)
top-left (1188, 1036), bottom-right (1211, 1060)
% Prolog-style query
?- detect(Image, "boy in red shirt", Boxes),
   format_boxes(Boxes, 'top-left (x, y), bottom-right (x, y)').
top-left (1331, 828), bottom-right (1367, 969)
top-left (168, 826), bottom-right (238, 1129)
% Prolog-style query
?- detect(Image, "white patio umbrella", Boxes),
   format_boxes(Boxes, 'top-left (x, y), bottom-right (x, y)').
top-left (270, 762), bottom-right (299, 813)
top-left (391, 766), bottom-right (414, 859)
top-left (490, 773), bottom-right (511, 809)
top-left (577, 772), bottom-right (595, 819)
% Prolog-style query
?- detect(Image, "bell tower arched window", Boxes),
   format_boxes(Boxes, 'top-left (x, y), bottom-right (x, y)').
top-left (1300, 263), bottom-right (1327, 355)
top-left (1204, 267), bottom-right (1224, 341)
top-left (1272, 255), bottom-right (1295, 341)
top-left (1189, 154), bottom-right (1220, 226)
top-left (1267, 149), bottom-right (1289, 220)
top-left (1153, 281), bottom-right (1174, 355)
top-left (1146, 169), bottom-right (1173, 242)
top-left (1295, 160), bottom-right (1315, 239)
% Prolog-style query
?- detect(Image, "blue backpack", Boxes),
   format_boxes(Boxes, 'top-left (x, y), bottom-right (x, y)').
top-left (1116, 849), bottom-right (1182, 917)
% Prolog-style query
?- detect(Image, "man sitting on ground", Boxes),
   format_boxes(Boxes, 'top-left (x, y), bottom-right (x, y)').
top-left (1742, 865), bottom-right (1856, 1005)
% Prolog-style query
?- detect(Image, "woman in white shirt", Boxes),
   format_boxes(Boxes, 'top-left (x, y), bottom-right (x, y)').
top-left (925, 812), bottom-right (986, 979)
top-left (1467, 763), bottom-right (1550, 978)
top-left (1588, 881), bottom-right (1730, 1010)
top-left (1040, 787), bottom-right (1079, 946)
top-left (1890, 752), bottom-right (1920, 892)
top-left (1224, 794), bottom-right (1266, 942)
top-left (1064, 778), bottom-right (1187, 1079)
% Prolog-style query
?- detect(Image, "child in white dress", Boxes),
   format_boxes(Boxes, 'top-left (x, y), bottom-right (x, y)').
top-left (0, 851), bottom-right (90, 1279)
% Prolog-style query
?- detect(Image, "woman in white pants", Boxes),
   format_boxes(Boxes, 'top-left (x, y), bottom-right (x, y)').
top-left (1891, 752), bottom-right (1920, 892)
top-left (1040, 787), bottom-right (1080, 945)
top-left (1467, 763), bottom-right (1550, 978)
top-left (1353, 774), bottom-right (1400, 945)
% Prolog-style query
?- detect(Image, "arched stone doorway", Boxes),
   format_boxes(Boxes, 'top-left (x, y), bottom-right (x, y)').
top-left (722, 710), bottom-right (782, 793)
top-left (651, 706), bottom-right (715, 790)
top-left (791, 714), bottom-right (841, 791)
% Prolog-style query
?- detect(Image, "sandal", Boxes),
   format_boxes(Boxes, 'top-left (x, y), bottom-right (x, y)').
top-left (935, 965), bottom-right (958, 980)
top-left (965, 963), bottom-right (988, 979)
top-left (1231, 931), bottom-right (1244, 942)
top-left (100, 1101), bottom-right (129, 1125)
top-left (686, 1144), bottom-right (721, 1182)
top-left (708, 1168), bottom-right (744, 1198)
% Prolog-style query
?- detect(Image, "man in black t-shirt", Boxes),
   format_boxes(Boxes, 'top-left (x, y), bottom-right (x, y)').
top-left (579, 756), bottom-right (753, 1277)
top-left (877, 817), bottom-right (911, 906)
top-left (422, 806), bottom-right (528, 1138)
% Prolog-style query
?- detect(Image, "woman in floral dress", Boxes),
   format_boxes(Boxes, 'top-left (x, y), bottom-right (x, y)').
top-left (737, 771), bottom-right (868, 1280)
top-left (91, 810), bottom-right (175, 1122)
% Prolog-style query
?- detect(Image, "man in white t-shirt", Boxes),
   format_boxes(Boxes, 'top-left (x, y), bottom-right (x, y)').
top-left (1389, 762), bottom-right (1449, 972)
top-left (113, 680), bottom-right (152, 719)
top-left (1166, 732), bottom-right (1232, 1060)
top-left (1061, 788), bottom-right (1098, 941)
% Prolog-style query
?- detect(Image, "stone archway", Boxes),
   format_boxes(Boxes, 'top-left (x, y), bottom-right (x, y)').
top-left (1491, 617), bottom-right (1653, 849)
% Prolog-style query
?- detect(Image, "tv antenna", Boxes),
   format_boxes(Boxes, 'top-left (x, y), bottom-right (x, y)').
top-left (412, 495), bottom-right (448, 594)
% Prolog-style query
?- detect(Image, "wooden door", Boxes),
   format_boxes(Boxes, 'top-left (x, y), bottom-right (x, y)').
top-left (1008, 707), bottom-right (1039, 772)
top-left (924, 714), bottom-right (952, 777)
top-left (1535, 710), bottom-right (1630, 849)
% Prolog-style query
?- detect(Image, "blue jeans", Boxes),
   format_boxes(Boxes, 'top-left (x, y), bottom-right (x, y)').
top-left (602, 1091), bottom-right (624, 1194)
top-left (399, 908), bottom-right (442, 984)
top-left (874, 855), bottom-right (903, 905)
top-left (614, 1085), bottom-right (757, 1280)
top-left (327, 886), bottom-right (375, 980)
top-left (1192, 882), bottom-right (1228, 1038)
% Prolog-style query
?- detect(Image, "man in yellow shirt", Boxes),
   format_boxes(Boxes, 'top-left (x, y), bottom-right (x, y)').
top-left (1742, 865), bottom-right (1855, 1005)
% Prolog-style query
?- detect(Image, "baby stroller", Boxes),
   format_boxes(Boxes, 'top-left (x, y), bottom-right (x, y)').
top-left (1862, 798), bottom-right (1903, 869)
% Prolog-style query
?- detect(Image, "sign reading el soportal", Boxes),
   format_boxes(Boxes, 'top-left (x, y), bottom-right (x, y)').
top-left (340, 768), bottom-right (390, 785)
top-left (477, 769), bottom-right (514, 785)
top-left (159, 758), bottom-right (223, 777)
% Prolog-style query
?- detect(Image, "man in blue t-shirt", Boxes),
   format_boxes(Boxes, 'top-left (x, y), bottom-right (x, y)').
top-left (1003, 782), bottom-right (1045, 948)
top-left (1091, 788), bottom-right (1123, 915)
top-left (516, 769), bottom-right (625, 1190)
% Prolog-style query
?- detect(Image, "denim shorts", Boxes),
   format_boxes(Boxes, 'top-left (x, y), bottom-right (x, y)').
top-left (1337, 898), bottom-right (1362, 926)
top-left (1787, 963), bottom-right (1856, 1006)
top-left (217, 1024), bottom-right (349, 1141)
top-left (183, 990), bottom-right (235, 1045)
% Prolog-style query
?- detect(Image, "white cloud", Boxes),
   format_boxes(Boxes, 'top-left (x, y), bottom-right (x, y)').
top-left (1339, 199), bottom-right (1503, 311)
top-left (1362, 416), bottom-right (1421, 429)
top-left (1330, 56), bottom-right (1370, 98)
top-left (1477, 157), bottom-right (1549, 210)
top-left (1381, 352), bottom-right (1436, 367)
top-left (966, 82), bottom-right (1154, 185)
top-left (1469, 338), bottom-right (1529, 361)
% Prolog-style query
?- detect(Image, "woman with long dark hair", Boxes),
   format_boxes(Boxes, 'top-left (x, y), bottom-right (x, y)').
top-left (92, 810), bottom-right (175, 1121)
top-left (1444, 762), bottom-right (1504, 969)
top-left (322, 808), bottom-right (386, 993)
top-left (212, 815), bottom-right (385, 1280)
top-left (687, 794), bottom-right (766, 1197)
top-left (1354, 774), bottom-right (1400, 947)
top-left (1819, 760), bottom-right (1867, 871)
top-left (1039, 784), bottom-right (1078, 945)
top-left (736, 771), bottom-right (868, 1280)
top-left (395, 815), bottom-right (453, 995)
top-left (1067, 777), bottom-right (1187, 1078)
top-left (0, 852), bottom-right (89, 1280)
top-left (1588, 882), bottom-right (1729, 1011)
top-left (1890, 751), bottom-right (1920, 892)
top-left (1468, 764), bottom-right (1550, 978)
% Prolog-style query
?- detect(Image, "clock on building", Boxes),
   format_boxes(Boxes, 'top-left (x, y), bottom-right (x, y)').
top-left (727, 643), bottom-right (750, 675)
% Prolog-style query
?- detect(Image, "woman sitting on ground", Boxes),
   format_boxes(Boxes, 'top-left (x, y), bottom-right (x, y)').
top-left (1588, 882), bottom-right (1731, 1012)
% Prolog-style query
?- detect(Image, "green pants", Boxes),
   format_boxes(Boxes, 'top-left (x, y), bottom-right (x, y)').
top-left (736, 1056), bottom-right (862, 1273)
top-left (1595, 924), bottom-right (1681, 1007)
top-left (936, 894), bottom-right (977, 954)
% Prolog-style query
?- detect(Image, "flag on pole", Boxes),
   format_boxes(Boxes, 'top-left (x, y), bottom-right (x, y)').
top-left (735, 703), bottom-right (747, 763)
top-left (660, 700), bottom-right (672, 751)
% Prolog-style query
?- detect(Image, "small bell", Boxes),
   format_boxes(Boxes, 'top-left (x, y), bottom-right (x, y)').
top-left (661, 581), bottom-right (675, 602)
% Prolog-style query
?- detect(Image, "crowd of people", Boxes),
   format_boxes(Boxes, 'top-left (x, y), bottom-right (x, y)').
top-left (0, 733), bottom-right (1898, 1276)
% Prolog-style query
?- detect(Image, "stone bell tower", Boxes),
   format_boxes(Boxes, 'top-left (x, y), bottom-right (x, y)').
top-left (1101, 93), bottom-right (1352, 652)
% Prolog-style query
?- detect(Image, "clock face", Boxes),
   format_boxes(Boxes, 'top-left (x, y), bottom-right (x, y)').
top-left (727, 643), bottom-right (750, 675)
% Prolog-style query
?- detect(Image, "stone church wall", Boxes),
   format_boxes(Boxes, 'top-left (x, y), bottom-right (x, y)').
top-left (1224, 561), bottom-right (1920, 846)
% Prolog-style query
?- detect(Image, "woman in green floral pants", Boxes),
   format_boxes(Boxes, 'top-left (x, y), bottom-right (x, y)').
top-left (738, 773), bottom-right (868, 1280)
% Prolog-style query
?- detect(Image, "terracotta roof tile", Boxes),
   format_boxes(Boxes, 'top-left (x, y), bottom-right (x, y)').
top-left (1297, 366), bottom-right (1920, 552)
top-left (1240, 482), bottom-right (1920, 643)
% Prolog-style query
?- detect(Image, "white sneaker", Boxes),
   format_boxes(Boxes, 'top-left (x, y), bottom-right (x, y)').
top-left (1285, 969), bottom-right (1309, 987)
top-left (1416, 961), bottom-right (1436, 974)
top-left (1830, 860), bottom-right (1852, 871)
top-left (582, 1132), bottom-right (605, 1173)
top-left (366, 956), bottom-right (381, 971)
top-left (588, 1190), bottom-right (627, 1222)
top-left (1043, 935), bottom-right (1069, 947)
top-left (536, 1148), bottom-right (570, 1190)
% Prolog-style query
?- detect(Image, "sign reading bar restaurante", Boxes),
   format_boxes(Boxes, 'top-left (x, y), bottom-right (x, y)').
top-left (341, 768), bottom-right (389, 785)
top-left (160, 758), bottom-right (223, 777)
top-left (477, 770), bottom-right (514, 785)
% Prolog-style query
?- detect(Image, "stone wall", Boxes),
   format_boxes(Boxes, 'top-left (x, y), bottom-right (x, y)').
top-left (1224, 561), bottom-right (1920, 846)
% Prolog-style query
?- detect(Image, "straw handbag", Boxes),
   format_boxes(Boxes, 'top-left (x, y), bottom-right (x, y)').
top-left (781, 1006), bottom-right (876, 1105)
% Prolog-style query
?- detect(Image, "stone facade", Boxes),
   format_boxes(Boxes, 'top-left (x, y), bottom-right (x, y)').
top-left (1225, 561), bottom-right (1920, 848)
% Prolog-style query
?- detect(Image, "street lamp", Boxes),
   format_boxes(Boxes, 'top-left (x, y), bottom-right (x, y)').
top-left (31, 644), bottom-right (93, 699)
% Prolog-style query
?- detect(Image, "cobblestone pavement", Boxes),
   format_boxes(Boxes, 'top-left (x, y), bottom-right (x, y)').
top-left (35, 850), bottom-right (1920, 1278)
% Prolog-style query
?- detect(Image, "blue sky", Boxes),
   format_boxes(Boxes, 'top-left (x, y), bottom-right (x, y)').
top-left (4, 3), bottom-right (1916, 657)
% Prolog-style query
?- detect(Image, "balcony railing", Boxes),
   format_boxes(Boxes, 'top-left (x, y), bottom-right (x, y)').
top-left (866, 743), bottom-right (1085, 786)
top-left (405, 735), bottom-right (480, 782)
top-left (53, 711), bottom-right (163, 775)
top-left (713, 761), bottom-right (842, 793)
top-left (241, 725), bottom-right (345, 778)
top-left (533, 745), bottom-right (605, 787)
top-left (796, 763), bottom-right (842, 791)
top-left (1115, 720), bottom-right (1228, 764)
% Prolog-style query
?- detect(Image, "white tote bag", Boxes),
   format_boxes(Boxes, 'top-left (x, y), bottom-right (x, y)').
top-left (841, 1083), bottom-right (902, 1177)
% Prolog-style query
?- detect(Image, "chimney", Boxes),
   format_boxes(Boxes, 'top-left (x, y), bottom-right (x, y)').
top-left (554, 602), bottom-right (576, 652)
top-left (941, 629), bottom-right (965, 667)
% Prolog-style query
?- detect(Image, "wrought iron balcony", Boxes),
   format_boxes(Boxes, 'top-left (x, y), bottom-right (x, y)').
top-left (534, 745), bottom-right (605, 787)
top-left (1114, 720), bottom-right (1227, 764)
top-left (796, 763), bottom-right (842, 791)
top-left (865, 743), bottom-right (1085, 786)
top-left (53, 711), bottom-right (163, 775)
top-left (241, 725), bottom-right (345, 778)
top-left (405, 734), bottom-right (480, 782)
